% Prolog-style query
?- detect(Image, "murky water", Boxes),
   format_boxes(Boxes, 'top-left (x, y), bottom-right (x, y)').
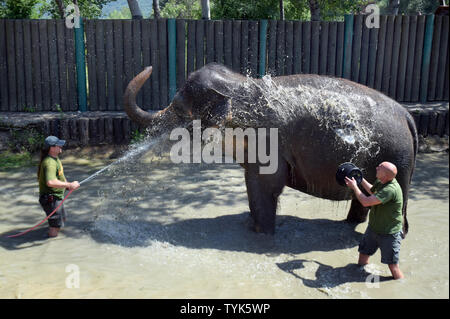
top-left (0, 146), bottom-right (448, 298)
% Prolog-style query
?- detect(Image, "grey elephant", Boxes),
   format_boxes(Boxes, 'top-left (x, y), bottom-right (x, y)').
top-left (123, 63), bottom-right (418, 236)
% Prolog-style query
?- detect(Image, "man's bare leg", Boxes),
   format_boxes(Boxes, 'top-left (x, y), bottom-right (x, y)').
top-left (388, 264), bottom-right (404, 280)
top-left (358, 253), bottom-right (370, 266)
top-left (48, 227), bottom-right (60, 237)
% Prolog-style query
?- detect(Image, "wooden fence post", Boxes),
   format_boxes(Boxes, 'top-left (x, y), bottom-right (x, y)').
top-left (168, 19), bottom-right (177, 101)
top-left (342, 14), bottom-right (354, 79)
top-left (75, 18), bottom-right (88, 111)
top-left (259, 20), bottom-right (268, 78)
top-left (420, 14), bottom-right (434, 103)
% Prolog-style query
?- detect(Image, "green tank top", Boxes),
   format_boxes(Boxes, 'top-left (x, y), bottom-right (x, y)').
top-left (369, 178), bottom-right (403, 234)
top-left (38, 156), bottom-right (67, 200)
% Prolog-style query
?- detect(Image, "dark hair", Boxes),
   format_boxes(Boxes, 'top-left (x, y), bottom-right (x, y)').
top-left (37, 147), bottom-right (50, 180)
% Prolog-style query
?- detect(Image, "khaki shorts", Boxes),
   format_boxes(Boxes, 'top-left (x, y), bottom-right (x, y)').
top-left (358, 227), bottom-right (402, 265)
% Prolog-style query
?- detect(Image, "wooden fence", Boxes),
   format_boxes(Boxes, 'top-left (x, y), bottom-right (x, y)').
top-left (0, 15), bottom-right (448, 113)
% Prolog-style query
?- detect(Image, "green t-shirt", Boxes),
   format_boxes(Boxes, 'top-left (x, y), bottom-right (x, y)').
top-left (368, 178), bottom-right (403, 235)
top-left (38, 156), bottom-right (67, 200)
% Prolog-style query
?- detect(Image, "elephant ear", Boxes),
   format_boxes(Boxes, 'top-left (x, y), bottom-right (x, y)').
top-left (202, 87), bottom-right (232, 124)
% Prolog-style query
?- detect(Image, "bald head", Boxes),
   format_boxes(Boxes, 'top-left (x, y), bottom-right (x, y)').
top-left (377, 162), bottom-right (397, 182)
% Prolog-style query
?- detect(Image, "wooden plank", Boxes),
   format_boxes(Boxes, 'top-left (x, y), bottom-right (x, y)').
top-left (435, 16), bottom-right (448, 101)
top-left (358, 21), bottom-right (370, 85)
top-left (104, 20), bottom-right (116, 110)
top-left (23, 20), bottom-right (34, 110)
top-left (187, 20), bottom-right (196, 76)
top-left (404, 15), bottom-right (418, 101)
top-left (158, 19), bottom-right (168, 107)
top-left (427, 15), bottom-right (442, 101)
top-left (89, 118), bottom-right (98, 145)
top-left (335, 21), bottom-right (344, 78)
top-left (381, 15), bottom-right (395, 96)
top-left (206, 20), bottom-right (215, 64)
top-left (60, 119), bottom-right (70, 143)
top-left (65, 21), bottom-right (77, 111)
top-left (319, 21), bottom-right (328, 76)
top-left (241, 20), bottom-right (249, 74)
top-left (150, 19), bottom-right (161, 109)
top-left (176, 19), bottom-right (186, 90)
top-left (419, 112), bottom-right (429, 137)
top-left (267, 20), bottom-right (277, 75)
top-left (141, 19), bottom-right (151, 110)
top-left (351, 15), bottom-right (362, 82)
top-left (14, 20), bottom-right (26, 111)
top-left (310, 21), bottom-right (320, 75)
top-left (97, 117), bottom-right (105, 144)
top-left (113, 20), bottom-right (124, 111)
top-left (436, 111), bottom-right (446, 137)
top-left (39, 20), bottom-right (51, 111)
top-left (366, 26), bottom-right (378, 88)
top-left (232, 20), bottom-right (241, 73)
top-left (47, 20), bottom-right (60, 111)
top-left (285, 21), bottom-right (293, 75)
top-left (327, 22), bottom-right (337, 76)
top-left (214, 20), bottom-right (224, 65)
top-left (31, 21), bottom-right (42, 111)
top-left (55, 20), bottom-right (67, 111)
top-left (132, 20), bottom-right (142, 108)
top-left (95, 20), bottom-right (107, 111)
top-left (123, 20), bottom-right (133, 107)
top-left (105, 117), bottom-right (113, 144)
top-left (276, 20), bottom-right (285, 76)
top-left (0, 19), bottom-right (8, 110)
top-left (293, 21), bottom-right (302, 74)
top-left (79, 118), bottom-right (89, 145)
top-left (86, 20), bottom-right (98, 111)
top-left (113, 117), bottom-right (123, 144)
top-left (248, 21), bottom-right (259, 77)
top-left (5, 20), bottom-right (16, 111)
top-left (444, 46), bottom-right (449, 101)
top-left (412, 15), bottom-right (426, 102)
top-left (389, 15), bottom-right (402, 99)
top-left (396, 16), bottom-right (409, 101)
top-left (195, 19), bottom-right (205, 70)
top-left (302, 21), bottom-right (311, 74)
top-left (223, 20), bottom-right (232, 69)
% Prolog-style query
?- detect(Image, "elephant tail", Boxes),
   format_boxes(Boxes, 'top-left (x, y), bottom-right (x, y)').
top-left (406, 112), bottom-right (419, 184)
top-left (402, 112), bottom-right (419, 237)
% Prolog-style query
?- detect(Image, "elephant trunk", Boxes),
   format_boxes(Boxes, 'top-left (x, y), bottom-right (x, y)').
top-left (124, 66), bottom-right (182, 135)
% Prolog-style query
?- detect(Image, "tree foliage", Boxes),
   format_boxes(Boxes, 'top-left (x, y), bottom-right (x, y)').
top-left (0, 0), bottom-right (39, 18)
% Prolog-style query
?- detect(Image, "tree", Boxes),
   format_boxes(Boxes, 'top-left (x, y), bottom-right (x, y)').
top-left (153, 0), bottom-right (161, 18)
top-left (308, 0), bottom-right (320, 20)
top-left (127, 0), bottom-right (142, 19)
top-left (0, 0), bottom-right (39, 18)
top-left (38, 0), bottom-right (115, 19)
top-left (55, 0), bottom-right (64, 18)
top-left (279, 0), bottom-right (285, 20)
top-left (159, 0), bottom-right (201, 19)
top-left (201, 0), bottom-right (210, 19)
top-left (388, 0), bottom-right (400, 14)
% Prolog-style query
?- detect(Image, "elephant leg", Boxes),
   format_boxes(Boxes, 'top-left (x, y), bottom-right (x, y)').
top-left (244, 159), bottom-right (288, 234)
top-left (346, 198), bottom-right (370, 223)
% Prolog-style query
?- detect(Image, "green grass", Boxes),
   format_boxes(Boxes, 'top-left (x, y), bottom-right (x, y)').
top-left (0, 151), bottom-right (35, 170)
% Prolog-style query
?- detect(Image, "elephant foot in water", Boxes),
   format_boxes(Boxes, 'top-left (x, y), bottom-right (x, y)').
top-left (346, 199), bottom-right (370, 223)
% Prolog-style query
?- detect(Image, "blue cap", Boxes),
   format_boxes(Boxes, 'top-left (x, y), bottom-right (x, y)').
top-left (44, 136), bottom-right (66, 148)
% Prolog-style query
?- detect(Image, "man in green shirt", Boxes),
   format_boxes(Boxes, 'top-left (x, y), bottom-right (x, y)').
top-left (38, 136), bottom-right (80, 237)
top-left (345, 161), bottom-right (404, 280)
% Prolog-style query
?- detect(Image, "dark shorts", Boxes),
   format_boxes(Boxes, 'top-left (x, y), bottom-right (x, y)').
top-left (39, 195), bottom-right (66, 228)
top-left (358, 227), bottom-right (402, 265)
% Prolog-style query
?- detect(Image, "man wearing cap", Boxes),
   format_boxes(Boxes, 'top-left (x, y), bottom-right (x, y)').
top-left (345, 161), bottom-right (404, 280)
top-left (37, 136), bottom-right (80, 237)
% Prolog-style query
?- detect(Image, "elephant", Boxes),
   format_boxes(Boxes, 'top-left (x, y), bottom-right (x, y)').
top-left (123, 62), bottom-right (418, 236)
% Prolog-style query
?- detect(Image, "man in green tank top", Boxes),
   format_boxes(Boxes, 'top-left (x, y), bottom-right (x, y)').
top-left (38, 136), bottom-right (80, 237)
top-left (345, 162), bottom-right (404, 280)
